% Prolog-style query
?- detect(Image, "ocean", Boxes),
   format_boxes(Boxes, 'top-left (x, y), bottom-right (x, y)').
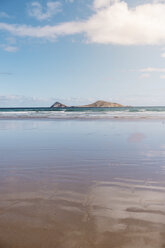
top-left (1, 106), bottom-right (165, 119)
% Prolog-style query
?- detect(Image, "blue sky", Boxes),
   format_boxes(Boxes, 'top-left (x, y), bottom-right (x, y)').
top-left (1, 0), bottom-right (165, 106)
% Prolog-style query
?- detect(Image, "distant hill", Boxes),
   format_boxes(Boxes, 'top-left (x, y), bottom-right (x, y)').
top-left (80, 100), bottom-right (124, 108)
top-left (50, 100), bottom-right (124, 108)
top-left (50, 102), bottom-right (67, 108)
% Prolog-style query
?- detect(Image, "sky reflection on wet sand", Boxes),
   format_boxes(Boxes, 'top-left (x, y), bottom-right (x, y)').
top-left (0, 119), bottom-right (165, 248)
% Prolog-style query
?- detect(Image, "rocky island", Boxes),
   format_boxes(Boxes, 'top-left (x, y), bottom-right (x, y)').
top-left (50, 102), bottom-right (67, 108)
top-left (50, 100), bottom-right (124, 108)
top-left (79, 100), bottom-right (123, 108)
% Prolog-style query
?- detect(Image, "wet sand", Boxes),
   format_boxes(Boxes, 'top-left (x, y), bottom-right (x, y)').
top-left (0, 119), bottom-right (165, 248)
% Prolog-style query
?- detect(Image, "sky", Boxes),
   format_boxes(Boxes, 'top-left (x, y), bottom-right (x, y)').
top-left (1, 0), bottom-right (165, 106)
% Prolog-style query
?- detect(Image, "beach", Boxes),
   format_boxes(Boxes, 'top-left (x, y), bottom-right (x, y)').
top-left (0, 118), bottom-right (165, 247)
top-left (0, 0), bottom-right (165, 248)
top-left (1, 0), bottom-right (165, 246)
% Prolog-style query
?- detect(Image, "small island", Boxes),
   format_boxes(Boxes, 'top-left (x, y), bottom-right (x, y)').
top-left (50, 100), bottom-right (124, 108)
top-left (50, 102), bottom-right (67, 108)
top-left (79, 100), bottom-right (123, 108)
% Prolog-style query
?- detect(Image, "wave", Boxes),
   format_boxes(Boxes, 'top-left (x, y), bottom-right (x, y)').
top-left (1, 107), bottom-right (165, 119)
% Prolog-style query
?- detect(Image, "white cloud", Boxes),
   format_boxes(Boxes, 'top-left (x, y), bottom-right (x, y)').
top-left (86, 1), bottom-right (165, 45)
top-left (138, 67), bottom-right (165, 79)
top-left (0, 43), bottom-right (18, 52)
top-left (28, 1), bottom-right (62, 21)
top-left (93, 0), bottom-right (118, 9)
top-left (0, 21), bottom-right (84, 40)
top-left (1, 0), bottom-right (165, 45)
top-left (3, 46), bottom-right (18, 52)
top-left (140, 67), bottom-right (165, 72)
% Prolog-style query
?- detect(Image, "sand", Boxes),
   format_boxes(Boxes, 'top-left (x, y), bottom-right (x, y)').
top-left (0, 119), bottom-right (165, 247)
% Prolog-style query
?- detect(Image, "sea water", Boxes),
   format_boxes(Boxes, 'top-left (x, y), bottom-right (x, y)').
top-left (1, 106), bottom-right (165, 119)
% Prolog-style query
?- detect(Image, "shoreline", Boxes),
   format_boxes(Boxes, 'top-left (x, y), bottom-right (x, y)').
top-left (0, 116), bottom-right (165, 121)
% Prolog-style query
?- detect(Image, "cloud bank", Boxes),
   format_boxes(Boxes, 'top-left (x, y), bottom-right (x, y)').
top-left (1, 0), bottom-right (165, 45)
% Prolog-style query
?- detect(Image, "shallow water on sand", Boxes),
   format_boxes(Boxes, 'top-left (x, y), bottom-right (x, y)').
top-left (0, 119), bottom-right (165, 248)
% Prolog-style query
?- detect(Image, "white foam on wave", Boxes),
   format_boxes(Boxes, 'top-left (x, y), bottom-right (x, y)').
top-left (1, 109), bottom-right (165, 119)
